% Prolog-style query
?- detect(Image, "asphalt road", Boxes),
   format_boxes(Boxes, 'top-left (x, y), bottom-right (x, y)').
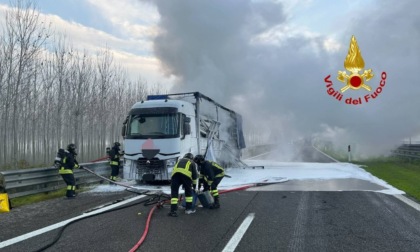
top-left (2, 188), bottom-right (420, 252)
top-left (1, 146), bottom-right (420, 252)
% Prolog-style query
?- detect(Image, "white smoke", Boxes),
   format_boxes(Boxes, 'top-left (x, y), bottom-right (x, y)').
top-left (148, 0), bottom-right (420, 158)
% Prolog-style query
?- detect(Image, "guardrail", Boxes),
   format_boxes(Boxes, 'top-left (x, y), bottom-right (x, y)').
top-left (391, 144), bottom-right (420, 161)
top-left (0, 161), bottom-right (121, 199)
top-left (242, 144), bottom-right (280, 158)
top-left (0, 145), bottom-right (275, 199)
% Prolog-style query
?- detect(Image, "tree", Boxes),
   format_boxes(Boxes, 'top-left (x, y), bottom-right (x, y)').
top-left (0, 0), bottom-right (50, 166)
top-left (0, 0), bottom-right (162, 169)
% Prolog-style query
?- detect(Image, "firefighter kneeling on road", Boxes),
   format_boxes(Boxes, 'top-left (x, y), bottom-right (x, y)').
top-left (194, 155), bottom-right (225, 209)
top-left (59, 143), bottom-right (80, 199)
top-left (168, 153), bottom-right (198, 217)
top-left (109, 142), bottom-right (123, 182)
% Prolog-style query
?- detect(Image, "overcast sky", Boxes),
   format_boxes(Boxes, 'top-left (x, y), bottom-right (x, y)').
top-left (1, 0), bottom-right (419, 157)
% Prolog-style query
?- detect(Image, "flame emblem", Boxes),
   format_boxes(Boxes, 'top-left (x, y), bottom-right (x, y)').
top-left (337, 35), bottom-right (374, 92)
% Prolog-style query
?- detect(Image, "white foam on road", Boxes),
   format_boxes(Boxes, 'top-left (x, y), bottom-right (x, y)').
top-left (85, 160), bottom-right (405, 195)
top-left (3, 160), bottom-right (417, 249)
top-left (222, 160), bottom-right (405, 195)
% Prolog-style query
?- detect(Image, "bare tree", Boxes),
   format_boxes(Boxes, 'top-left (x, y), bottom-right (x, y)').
top-left (0, 0), bottom-right (50, 166)
top-left (51, 35), bottom-right (72, 152)
top-left (0, 1), bottom-right (170, 169)
top-left (95, 47), bottom-right (115, 155)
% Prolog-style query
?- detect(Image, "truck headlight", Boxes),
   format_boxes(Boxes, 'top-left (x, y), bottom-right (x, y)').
top-left (166, 158), bottom-right (177, 168)
top-left (166, 158), bottom-right (177, 175)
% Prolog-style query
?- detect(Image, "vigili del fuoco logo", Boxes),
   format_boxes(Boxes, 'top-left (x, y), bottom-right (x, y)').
top-left (324, 35), bottom-right (387, 105)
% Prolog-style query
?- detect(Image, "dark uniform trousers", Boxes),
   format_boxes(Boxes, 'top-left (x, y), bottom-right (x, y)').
top-left (61, 173), bottom-right (76, 197)
top-left (170, 173), bottom-right (193, 212)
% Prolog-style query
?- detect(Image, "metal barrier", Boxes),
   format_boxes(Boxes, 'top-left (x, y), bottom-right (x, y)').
top-left (242, 144), bottom-right (279, 158)
top-left (391, 144), bottom-right (420, 160)
top-left (0, 145), bottom-right (275, 199)
top-left (0, 161), bottom-right (120, 199)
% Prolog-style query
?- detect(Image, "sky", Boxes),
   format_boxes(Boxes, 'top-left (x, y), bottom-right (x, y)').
top-left (1, 0), bottom-right (419, 158)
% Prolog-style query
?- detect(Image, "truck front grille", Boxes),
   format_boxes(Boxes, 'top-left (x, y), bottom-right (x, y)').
top-left (136, 158), bottom-right (164, 176)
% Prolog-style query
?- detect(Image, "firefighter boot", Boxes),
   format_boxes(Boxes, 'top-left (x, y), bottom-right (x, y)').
top-left (168, 204), bottom-right (178, 217)
top-left (210, 196), bottom-right (220, 209)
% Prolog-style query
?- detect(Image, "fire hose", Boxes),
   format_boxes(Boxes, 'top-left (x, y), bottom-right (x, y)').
top-left (32, 163), bottom-right (169, 252)
top-left (127, 181), bottom-right (282, 251)
top-left (34, 163), bottom-right (283, 252)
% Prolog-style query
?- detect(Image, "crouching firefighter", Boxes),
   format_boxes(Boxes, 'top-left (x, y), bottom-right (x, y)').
top-left (194, 155), bottom-right (225, 209)
top-left (59, 143), bottom-right (80, 198)
top-left (109, 142), bottom-right (123, 182)
top-left (168, 153), bottom-right (198, 217)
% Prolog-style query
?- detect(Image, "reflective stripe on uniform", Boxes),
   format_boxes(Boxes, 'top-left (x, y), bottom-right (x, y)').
top-left (185, 196), bottom-right (193, 203)
top-left (171, 198), bottom-right (178, 205)
top-left (59, 156), bottom-right (78, 173)
top-left (211, 161), bottom-right (225, 177)
top-left (110, 161), bottom-right (119, 165)
top-left (211, 189), bottom-right (219, 197)
top-left (172, 160), bottom-right (192, 178)
top-left (66, 185), bottom-right (75, 191)
top-left (203, 176), bottom-right (213, 185)
top-left (59, 168), bottom-right (73, 174)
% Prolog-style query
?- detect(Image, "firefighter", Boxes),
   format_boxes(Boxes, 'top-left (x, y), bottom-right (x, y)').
top-left (59, 143), bottom-right (80, 198)
top-left (109, 142), bottom-right (123, 182)
top-left (194, 155), bottom-right (225, 209)
top-left (168, 153), bottom-right (198, 217)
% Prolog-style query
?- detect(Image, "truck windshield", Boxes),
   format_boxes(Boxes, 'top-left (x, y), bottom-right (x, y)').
top-left (127, 113), bottom-right (180, 139)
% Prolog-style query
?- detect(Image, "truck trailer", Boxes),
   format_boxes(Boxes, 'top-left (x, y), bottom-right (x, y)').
top-left (121, 92), bottom-right (246, 183)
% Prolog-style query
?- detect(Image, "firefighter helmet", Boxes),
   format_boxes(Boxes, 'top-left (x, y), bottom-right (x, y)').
top-left (194, 154), bottom-right (205, 164)
top-left (184, 153), bottom-right (194, 160)
top-left (67, 143), bottom-right (77, 155)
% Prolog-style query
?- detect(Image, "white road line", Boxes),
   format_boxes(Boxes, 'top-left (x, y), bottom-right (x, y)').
top-left (0, 195), bottom-right (147, 249)
top-left (394, 194), bottom-right (420, 212)
top-left (222, 213), bottom-right (255, 252)
top-left (312, 145), bottom-right (340, 163)
top-left (246, 151), bottom-right (276, 160)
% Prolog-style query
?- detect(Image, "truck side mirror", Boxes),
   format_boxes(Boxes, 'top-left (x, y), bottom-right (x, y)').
top-left (122, 116), bottom-right (128, 137)
top-left (121, 125), bottom-right (126, 137)
top-left (183, 116), bottom-right (191, 135)
top-left (183, 123), bottom-right (191, 135)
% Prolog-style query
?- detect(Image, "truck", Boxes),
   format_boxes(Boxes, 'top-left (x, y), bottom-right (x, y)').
top-left (121, 92), bottom-right (246, 183)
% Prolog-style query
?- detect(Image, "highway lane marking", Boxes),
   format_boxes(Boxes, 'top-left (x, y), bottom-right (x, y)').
top-left (394, 194), bottom-right (420, 212)
top-left (246, 151), bottom-right (277, 160)
top-left (0, 195), bottom-right (147, 249)
top-left (312, 145), bottom-right (340, 162)
top-left (222, 213), bottom-right (255, 252)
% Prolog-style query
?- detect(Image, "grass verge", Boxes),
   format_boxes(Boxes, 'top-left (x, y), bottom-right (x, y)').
top-left (317, 147), bottom-right (420, 202)
top-left (355, 159), bottom-right (420, 202)
top-left (10, 189), bottom-right (68, 208)
top-left (10, 187), bottom-right (92, 208)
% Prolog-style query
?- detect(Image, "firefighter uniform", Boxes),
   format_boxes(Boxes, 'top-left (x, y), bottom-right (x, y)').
top-left (109, 142), bottom-right (123, 182)
top-left (194, 155), bottom-right (225, 209)
top-left (169, 153), bottom-right (198, 217)
top-left (59, 144), bottom-right (79, 198)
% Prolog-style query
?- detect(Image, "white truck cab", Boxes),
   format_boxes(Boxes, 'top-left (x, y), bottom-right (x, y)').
top-left (121, 92), bottom-right (246, 183)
